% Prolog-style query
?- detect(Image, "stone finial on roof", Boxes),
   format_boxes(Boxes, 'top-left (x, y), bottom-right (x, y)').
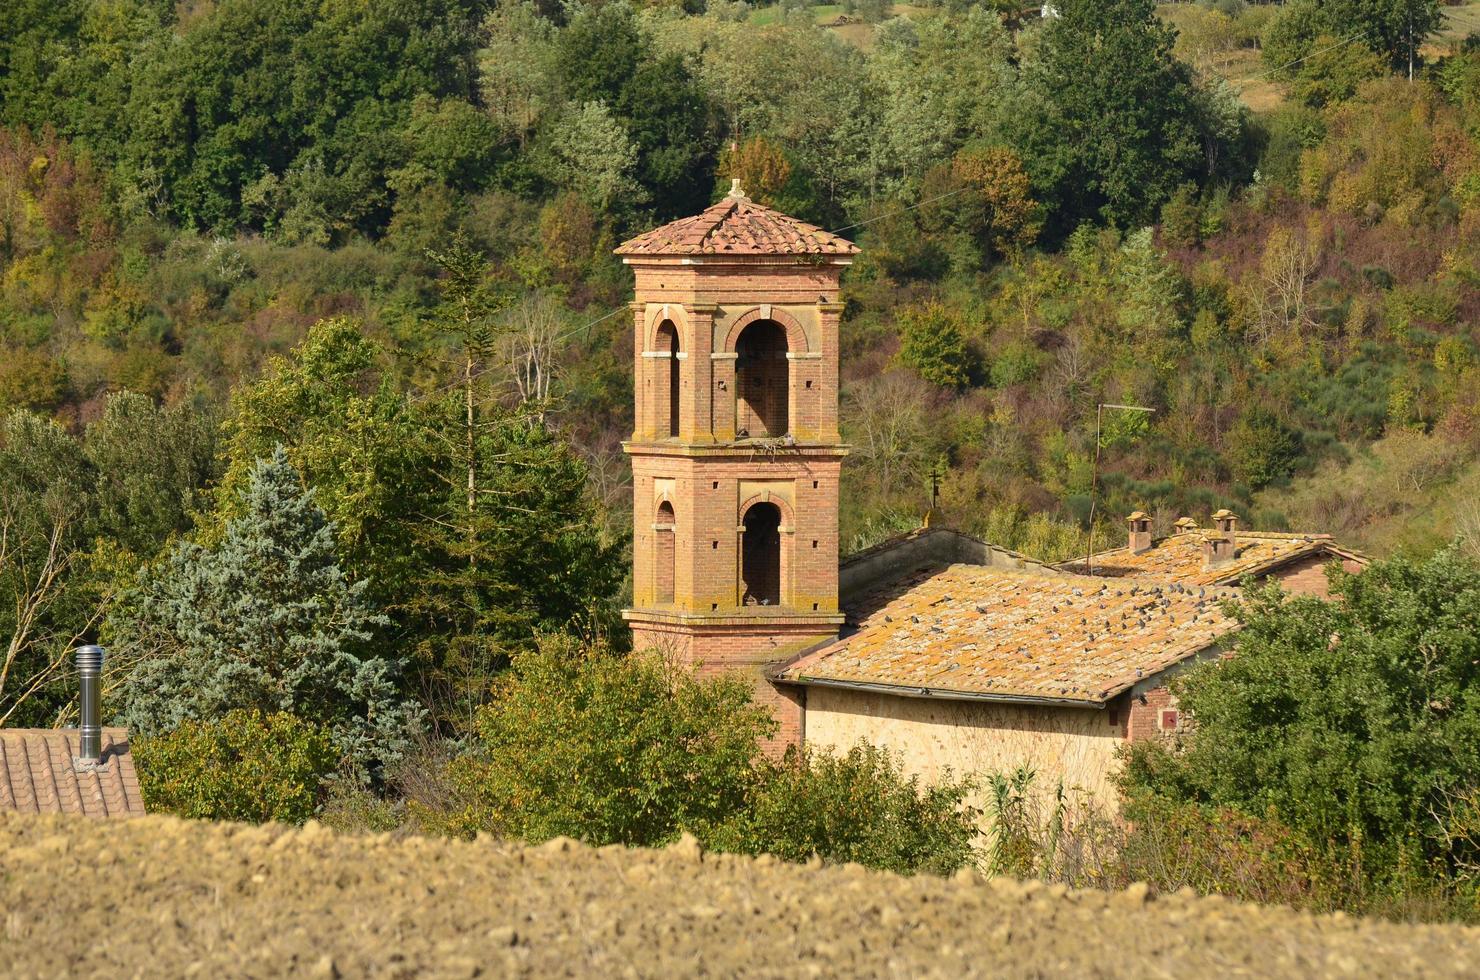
top-left (727, 178), bottom-right (747, 201)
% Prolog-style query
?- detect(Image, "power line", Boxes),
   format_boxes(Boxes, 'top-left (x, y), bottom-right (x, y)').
top-left (826, 185), bottom-right (974, 236)
top-left (1226, 28), bottom-right (1372, 87)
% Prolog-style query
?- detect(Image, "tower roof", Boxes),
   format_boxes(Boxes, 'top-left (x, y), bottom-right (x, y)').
top-left (615, 181), bottom-right (859, 257)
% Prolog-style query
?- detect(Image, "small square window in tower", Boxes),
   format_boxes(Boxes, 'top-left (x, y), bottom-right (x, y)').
top-left (735, 321), bottom-right (788, 439)
top-left (742, 503), bottom-right (782, 606)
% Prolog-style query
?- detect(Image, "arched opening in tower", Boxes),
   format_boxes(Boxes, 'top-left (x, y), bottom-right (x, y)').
top-left (655, 500), bottom-right (676, 604)
top-left (655, 321), bottom-right (680, 438)
top-left (735, 320), bottom-right (788, 438)
top-left (742, 502), bottom-right (782, 606)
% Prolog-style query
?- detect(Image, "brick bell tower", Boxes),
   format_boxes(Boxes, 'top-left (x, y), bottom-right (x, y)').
top-left (616, 181), bottom-right (857, 746)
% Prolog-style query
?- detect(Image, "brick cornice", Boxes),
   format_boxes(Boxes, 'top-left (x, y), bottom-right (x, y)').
top-left (624, 608), bottom-right (845, 628)
top-left (623, 441), bottom-right (849, 459)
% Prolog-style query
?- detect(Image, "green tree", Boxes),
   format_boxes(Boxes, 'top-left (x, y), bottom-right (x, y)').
top-left (216, 317), bottom-right (426, 601)
top-left (1292, 34), bottom-right (1386, 109)
top-left (134, 709), bottom-right (337, 824)
top-left (429, 637), bottom-right (773, 845)
top-left (1011, 0), bottom-right (1206, 231)
top-left (122, 0), bottom-right (486, 232)
top-left (538, 100), bottom-right (643, 211)
top-left (1264, 0), bottom-right (1441, 77)
top-left (554, 3), bottom-right (715, 217)
top-left (0, 411), bottom-right (93, 727)
top-left (1229, 406), bottom-right (1301, 489)
top-left (218, 317), bottom-right (624, 726)
top-left (1124, 549), bottom-right (1480, 886)
top-left (897, 301), bottom-right (975, 390)
top-left (110, 447), bottom-right (419, 775)
top-left (82, 392), bottom-right (219, 560)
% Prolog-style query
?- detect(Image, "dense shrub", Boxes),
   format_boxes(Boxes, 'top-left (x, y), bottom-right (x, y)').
top-left (710, 742), bottom-right (979, 876)
top-left (426, 638), bottom-right (772, 846)
top-left (1125, 549), bottom-right (1480, 901)
top-left (897, 301), bottom-right (975, 389)
top-left (134, 710), bottom-right (336, 824)
top-left (423, 638), bottom-right (980, 876)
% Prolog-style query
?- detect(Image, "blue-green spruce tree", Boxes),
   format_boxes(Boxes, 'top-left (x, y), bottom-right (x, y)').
top-left (110, 447), bottom-right (419, 775)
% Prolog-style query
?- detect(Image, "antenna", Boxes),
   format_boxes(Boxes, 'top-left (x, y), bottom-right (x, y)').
top-left (1084, 403), bottom-right (1155, 574)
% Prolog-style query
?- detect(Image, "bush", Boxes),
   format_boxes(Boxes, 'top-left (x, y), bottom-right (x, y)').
top-left (1229, 407), bottom-right (1302, 489)
top-left (1159, 183), bottom-right (1202, 248)
top-left (424, 637), bottom-right (982, 876)
top-left (134, 710), bottom-right (336, 824)
top-left (897, 301), bottom-right (975, 389)
top-left (426, 638), bottom-right (772, 846)
top-left (982, 764), bottom-right (1335, 907)
top-left (710, 742), bottom-right (980, 876)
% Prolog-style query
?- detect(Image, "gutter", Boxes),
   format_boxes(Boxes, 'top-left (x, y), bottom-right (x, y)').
top-left (780, 674), bottom-right (1106, 710)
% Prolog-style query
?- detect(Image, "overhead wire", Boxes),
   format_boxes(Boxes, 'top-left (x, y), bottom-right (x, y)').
top-left (1221, 28), bottom-right (1372, 87)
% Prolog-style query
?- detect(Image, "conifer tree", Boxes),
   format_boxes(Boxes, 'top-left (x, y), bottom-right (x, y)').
top-left (110, 447), bottom-right (418, 776)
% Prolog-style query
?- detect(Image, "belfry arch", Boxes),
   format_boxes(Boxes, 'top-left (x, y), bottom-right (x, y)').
top-left (654, 320), bottom-right (680, 438)
top-left (735, 320), bottom-right (788, 439)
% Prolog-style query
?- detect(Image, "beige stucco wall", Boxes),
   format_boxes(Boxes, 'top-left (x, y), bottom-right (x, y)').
top-left (803, 686), bottom-right (1127, 814)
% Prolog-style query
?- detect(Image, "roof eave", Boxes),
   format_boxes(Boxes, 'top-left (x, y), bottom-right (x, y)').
top-left (777, 674), bottom-right (1110, 709)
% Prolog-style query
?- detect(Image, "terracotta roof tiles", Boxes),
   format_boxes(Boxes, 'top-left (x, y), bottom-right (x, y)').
top-left (615, 186), bottom-right (858, 257)
top-left (1057, 531), bottom-right (1365, 587)
top-left (0, 728), bottom-right (146, 818)
top-left (779, 564), bottom-right (1239, 704)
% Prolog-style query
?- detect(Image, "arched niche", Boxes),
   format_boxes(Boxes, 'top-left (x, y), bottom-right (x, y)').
top-left (654, 499), bottom-right (676, 605)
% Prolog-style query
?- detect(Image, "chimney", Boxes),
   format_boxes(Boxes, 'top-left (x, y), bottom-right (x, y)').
top-left (74, 644), bottom-right (103, 770)
top-left (1127, 512), bottom-right (1153, 554)
top-left (1173, 517), bottom-right (1199, 534)
top-left (1204, 510), bottom-right (1239, 566)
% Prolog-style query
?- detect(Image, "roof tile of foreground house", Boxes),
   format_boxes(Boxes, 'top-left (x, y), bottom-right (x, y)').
top-left (1055, 530), bottom-right (1367, 587)
top-left (615, 183), bottom-right (859, 257)
top-left (777, 563), bottom-right (1240, 705)
top-left (0, 727), bottom-right (146, 818)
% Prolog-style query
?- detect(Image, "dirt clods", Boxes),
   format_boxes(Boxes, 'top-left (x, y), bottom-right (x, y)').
top-left (2, 812), bottom-right (1478, 977)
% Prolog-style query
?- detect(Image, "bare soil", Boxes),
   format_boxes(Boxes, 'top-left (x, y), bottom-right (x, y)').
top-left (2, 813), bottom-right (1477, 978)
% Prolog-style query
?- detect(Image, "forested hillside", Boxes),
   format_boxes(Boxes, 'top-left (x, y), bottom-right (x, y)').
top-left (2, 0), bottom-right (1478, 724)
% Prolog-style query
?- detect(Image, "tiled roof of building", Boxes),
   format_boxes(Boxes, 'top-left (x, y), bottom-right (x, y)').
top-left (778, 564), bottom-right (1239, 705)
top-left (1056, 531), bottom-right (1365, 587)
top-left (0, 728), bottom-right (146, 818)
top-left (615, 184), bottom-right (859, 257)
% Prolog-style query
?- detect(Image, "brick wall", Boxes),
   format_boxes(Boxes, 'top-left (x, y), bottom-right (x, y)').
top-left (1269, 553), bottom-right (1366, 598)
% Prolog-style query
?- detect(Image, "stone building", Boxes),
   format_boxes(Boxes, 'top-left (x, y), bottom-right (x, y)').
top-left (616, 191), bottom-right (1366, 807)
